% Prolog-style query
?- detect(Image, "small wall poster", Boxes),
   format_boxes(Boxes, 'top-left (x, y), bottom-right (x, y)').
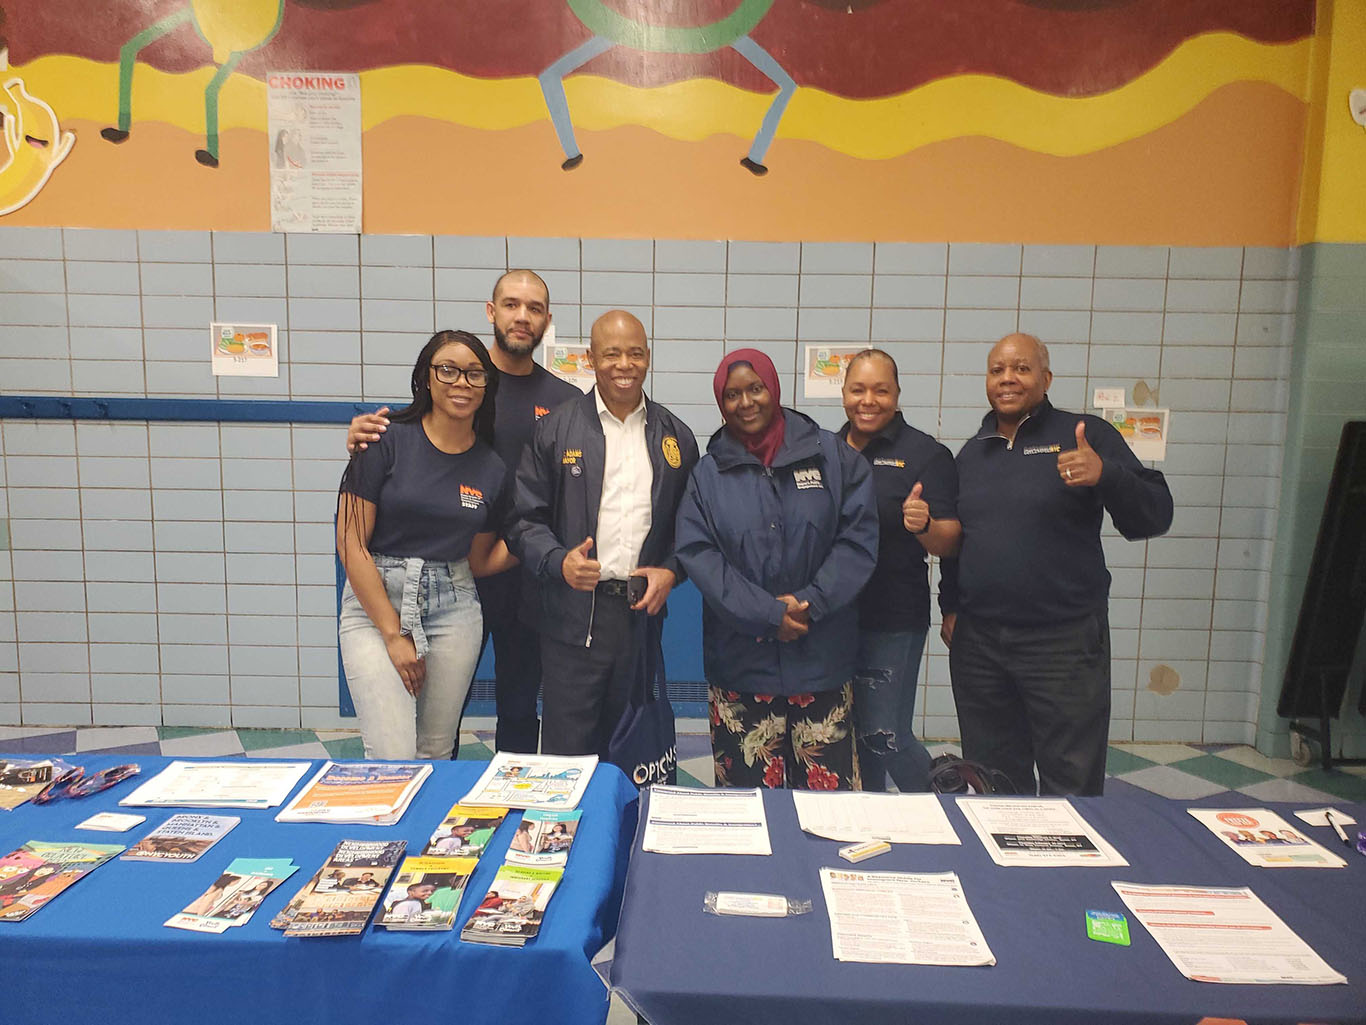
top-left (211, 323), bottom-right (279, 377)
top-left (267, 71), bottom-right (362, 233)
top-left (803, 345), bottom-right (869, 399)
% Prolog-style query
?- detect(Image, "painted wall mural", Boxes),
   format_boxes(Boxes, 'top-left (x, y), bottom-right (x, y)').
top-left (0, 0), bottom-right (1317, 242)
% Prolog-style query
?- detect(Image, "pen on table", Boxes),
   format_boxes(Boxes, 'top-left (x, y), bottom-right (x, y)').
top-left (1323, 809), bottom-right (1351, 846)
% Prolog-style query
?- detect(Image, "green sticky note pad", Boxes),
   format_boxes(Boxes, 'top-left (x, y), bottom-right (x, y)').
top-left (1085, 909), bottom-right (1130, 946)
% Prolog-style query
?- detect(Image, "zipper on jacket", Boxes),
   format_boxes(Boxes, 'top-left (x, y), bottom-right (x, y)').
top-left (986, 411), bottom-right (1032, 451)
top-left (585, 589), bottom-right (596, 648)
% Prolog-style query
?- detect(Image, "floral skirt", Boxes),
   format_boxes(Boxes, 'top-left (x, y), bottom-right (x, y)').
top-left (709, 683), bottom-right (861, 790)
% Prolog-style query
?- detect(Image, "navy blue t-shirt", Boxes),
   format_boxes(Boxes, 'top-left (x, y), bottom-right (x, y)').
top-left (840, 412), bottom-right (958, 631)
top-left (492, 363), bottom-right (582, 471)
top-left (342, 419), bottom-right (509, 562)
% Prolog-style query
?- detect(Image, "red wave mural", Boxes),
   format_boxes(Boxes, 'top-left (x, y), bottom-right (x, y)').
top-left (4, 0), bottom-right (1313, 99)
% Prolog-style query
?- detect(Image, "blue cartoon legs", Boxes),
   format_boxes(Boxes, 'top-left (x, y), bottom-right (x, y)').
top-left (732, 34), bottom-right (795, 176)
top-left (538, 34), bottom-right (616, 170)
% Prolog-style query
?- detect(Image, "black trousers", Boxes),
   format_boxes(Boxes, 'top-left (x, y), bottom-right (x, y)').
top-left (539, 588), bottom-right (638, 758)
top-left (474, 569), bottom-right (543, 754)
top-left (948, 611), bottom-right (1111, 796)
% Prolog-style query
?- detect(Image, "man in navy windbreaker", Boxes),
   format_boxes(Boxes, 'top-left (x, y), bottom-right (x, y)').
top-left (675, 349), bottom-right (879, 790)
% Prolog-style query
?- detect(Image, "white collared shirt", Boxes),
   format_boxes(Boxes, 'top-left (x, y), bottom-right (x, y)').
top-left (594, 389), bottom-right (653, 581)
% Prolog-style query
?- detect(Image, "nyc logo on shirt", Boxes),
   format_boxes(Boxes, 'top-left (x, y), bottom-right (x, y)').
top-left (1022, 444), bottom-right (1061, 456)
top-left (535, 406), bottom-right (551, 419)
top-left (793, 467), bottom-right (824, 490)
top-left (459, 484), bottom-right (485, 510)
top-left (873, 457), bottom-right (905, 468)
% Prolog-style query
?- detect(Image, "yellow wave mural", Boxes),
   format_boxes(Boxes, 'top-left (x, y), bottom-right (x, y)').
top-left (14, 31), bottom-right (1308, 161)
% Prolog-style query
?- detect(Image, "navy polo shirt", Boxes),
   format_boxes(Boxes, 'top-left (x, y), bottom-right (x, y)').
top-left (839, 412), bottom-right (958, 632)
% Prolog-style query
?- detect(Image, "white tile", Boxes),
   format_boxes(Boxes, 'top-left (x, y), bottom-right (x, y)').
top-left (159, 730), bottom-right (245, 756)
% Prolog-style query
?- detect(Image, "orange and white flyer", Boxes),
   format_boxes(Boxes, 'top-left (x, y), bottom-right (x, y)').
top-left (1187, 808), bottom-right (1347, 869)
top-left (275, 761), bottom-right (432, 825)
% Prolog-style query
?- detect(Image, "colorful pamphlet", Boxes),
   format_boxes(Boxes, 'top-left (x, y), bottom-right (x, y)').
top-left (271, 839), bottom-right (406, 936)
top-left (0, 760), bottom-right (67, 811)
top-left (505, 809), bottom-right (581, 868)
top-left (0, 841), bottom-right (124, 921)
top-left (275, 761), bottom-right (431, 825)
top-left (375, 856), bottom-right (479, 931)
top-left (422, 804), bottom-right (509, 859)
top-left (1187, 808), bottom-right (1347, 869)
top-left (459, 753), bottom-right (597, 811)
top-left (165, 857), bottom-right (298, 933)
top-left (122, 814), bottom-right (240, 863)
top-left (460, 864), bottom-right (564, 946)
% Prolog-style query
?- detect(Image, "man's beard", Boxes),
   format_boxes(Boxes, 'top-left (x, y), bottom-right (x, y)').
top-left (494, 322), bottom-right (542, 357)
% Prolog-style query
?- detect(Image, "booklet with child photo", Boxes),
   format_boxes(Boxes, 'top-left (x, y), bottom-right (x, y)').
top-left (375, 855), bottom-right (479, 931)
top-left (505, 809), bottom-right (581, 868)
top-left (460, 864), bottom-right (564, 947)
top-left (421, 804), bottom-right (509, 859)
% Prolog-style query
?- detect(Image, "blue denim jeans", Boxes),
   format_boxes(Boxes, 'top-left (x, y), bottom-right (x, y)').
top-left (853, 628), bottom-right (932, 793)
top-left (339, 555), bottom-right (482, 760)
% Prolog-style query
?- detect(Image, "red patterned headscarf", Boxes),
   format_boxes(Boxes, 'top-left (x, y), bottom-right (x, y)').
top-left (713, 348), bottom-right (786, 467)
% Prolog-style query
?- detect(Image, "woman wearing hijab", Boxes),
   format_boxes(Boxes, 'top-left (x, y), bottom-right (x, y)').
top-left (675, 349), bottom-right (879, 790)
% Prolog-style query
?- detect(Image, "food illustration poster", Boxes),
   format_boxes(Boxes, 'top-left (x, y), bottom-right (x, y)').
top-left (267, 70), bottom-right (361, 233)
top-left (803, 345), bottom-right (868, 399)
top-left (0, 0), bottom-right (1321, 242)
top-left (547, 342), bottom-right (595, 393)
top-left (212, 322), bottom-right (278, 377)
top-left (1103, 407), bottom-right (1169, 462)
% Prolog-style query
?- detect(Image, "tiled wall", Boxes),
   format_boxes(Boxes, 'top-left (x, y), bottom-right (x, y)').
top-left (0, 228), bottom-right (1299, 743)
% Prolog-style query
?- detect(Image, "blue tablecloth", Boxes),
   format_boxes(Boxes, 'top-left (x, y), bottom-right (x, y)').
top-left (611, 785), bottom-right (1366, 1025)
top-left (0, 753), bottom-right (638, 1025)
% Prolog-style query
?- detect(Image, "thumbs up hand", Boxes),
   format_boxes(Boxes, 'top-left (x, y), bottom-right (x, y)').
top-left (1057, 421), bottom-right (1102, 488)
top-left (902, 481), bottom-right (931, 534)
top-left (562, 536), bottom-right (601, 591)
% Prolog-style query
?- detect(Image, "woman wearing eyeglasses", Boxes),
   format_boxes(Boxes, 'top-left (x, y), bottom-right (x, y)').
top-left (337, 330), bottom-right (517, 760)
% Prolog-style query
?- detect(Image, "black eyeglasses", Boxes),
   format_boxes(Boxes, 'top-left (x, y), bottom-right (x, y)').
top-left (432, 364), bottom-right (489, 387)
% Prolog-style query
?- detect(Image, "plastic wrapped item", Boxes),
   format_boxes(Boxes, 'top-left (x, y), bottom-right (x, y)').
top-left (702, 891), bottom-right (812, 917)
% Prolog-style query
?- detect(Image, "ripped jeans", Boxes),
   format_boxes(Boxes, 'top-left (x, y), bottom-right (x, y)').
top-left (339, 554), bottom-right (482, 761)
top-left (853, 628), bottom-right (932, 793)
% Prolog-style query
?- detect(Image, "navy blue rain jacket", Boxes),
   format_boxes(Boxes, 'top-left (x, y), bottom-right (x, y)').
top-left (675, 410), bottom-right (879, 696)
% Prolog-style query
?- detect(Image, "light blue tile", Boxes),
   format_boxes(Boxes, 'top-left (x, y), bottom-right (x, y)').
top-left (84, 550), bottom-right (155, 582)
top-left (582, 271), bottom-right (652, 306)
top-left (1159, 441), bottom-right (1225, 475)
top-left (1146, 536), bottom-right (1217, 569)
top-left (212, 231), bottom-right (284, 264)
top-left (1022, 245), bottom-right (1094, 277)
top-left (361, 298), bottom-right (434, 333)
top-left (647, 373), bottom-right (714, 406)
top-left (215, 263), bottom-right (287, 298)
top-left (0, 259), bottom-right (66, 293)
top-left (227, 614), bottom-right (297, 646)
top-left (725, 273), bottom-right (797, 308)
top-left (654, 273), bottom-right (725, 307)
top-left (1161, 346), bottom-right (1233, 379)
top-left (286, 233), bottom-right (359, 266)
top-left (582, 238), bottom-right (653, 272)
top-left (728, 241), bottom-right (799, 274)
top-left (300, 646), bottom-right (340, 675)
top-left (1164, 313), bottom-right (1236, 345)
top-left (1017, 309), bottom-right (1091, 345)
top-left (0, 293), bottom-right (66, 327)
top-left (582, 304), bottom-right (650, 336)
top-left (1235, 313), bottom-right (1294, 347)
top-left (163, 704), bottom-right (232, 728)
top-left (14, 581), bottom-right (86, 610)
top-left (141, 294), bottom-right (213, 329)
top-left (653, 306), bottom-right (724, 340)
top-left (1139, 598), bottom-right (1211, 630)
top-left (1164, 279), bottom-right (1239, 314)
top-left (88, 613), bottom-right (158, 644)
top-left (432, 301), bottom-right (488, 331)
top-left (229, 647), bottom-right (299, 676)
top-left (81, 519), bottom-right (153, 551)
top-left (655, 240), bottom-right (726, 273)
top-left (92, 676), bottom-right (162, 705)
top-left (146, 424), bottom-right (218, 458)
top-left (68, 326), bottom-right (142, 360)
top-left (647, 339), bottom-right (722, 374)
top-left (138, 230), bottom-right (211, 263)
top-left (434, 267), bottom-right (493, 303)
top-left (17, 611), bottom-right (88, 642)
top-left (90, 645), bottom-right (160, 674)
top-left (222, 458), bottom-right (293, 490)
top-left (1233, 347), bottom-right (1290, 379)
top-left (163, 675), bottom-right (230, 704)
top-left (140, 261), bottom-right (213, 296)
top-left (214, 297), bottom-right (287, 328)
top-left (939, 375), bottom-right (986, 406)
top-left (78, 457), bottom-right (151, 489)
top-left (801, 273), bottom-right (871, 307)
top-left (540, 269), bottom-right (581, 305)
top-left (875, 243), bottom-right (946, 275)
top-left (296, 455), bottom-right (352, 491)
top-left (139, 328), bottom-right (199, 361)
top-left (433, 236), bottom-right (505, 269)
top-left (801, 242), bottom-right (873, 275)
top-left (288, 263), bottom-right (359, 299)
top-left (1217, 538), bottom-right (1274, 572)
top-left (507, 237), bottom-right (579, 271)
top-left (943, 344), bottom-right (990, 373)
top-left (290, 330), bottom-right (360, 364)
top-left (1094, 246), bottom-right (1168, 278)
top-left (227, 583), bottom-right (297, 615)
top-left (797, 307), bottom-right (869, 342)
top-left (160, 614), bottom-right (227, 644)
top-left (63, 229), bottom-right (138, 262)
top-left (875, 343), bottom-right (942, 377)
top-left (1219, 476), bottom-right (1279, 509)
top-left (870, 307), bottom-right (943, 342)
top-left (362, 264), bottom-right (433, 300)
top-left (1217, 507), bottom-right (1274, 539)
top-left (0, 227), bottom-right (63, 259)
top-left (1167, 247), bottom-right (1243, 280)
top-left (948, 243), bottom-right (1020, 276)
top-left (1239, 280), bottom-right (1298, 314)
top-left (226, 552), bottom-right (296, 585)
top-left (1158, 378), bottom-right (1230, 412)
top-left (4, 421), bottom-right (76, 455)
top-left (946, 275), bottom-right (1017, 309)
top-left (64, 293), bottom-right (139, 329)
top-left (1092, 278), bottom-right (1166, 312)
top-left (75, 423), bottom-right (147, 458)
top-left (149, 457), bottom-right (221, 490)
top-left (162, 644), bottom-right (228, 674)
top-left (290, 425), bottom-right (351, 462)
top-left (1231, 379), bottom-right (1287, 413)
top-left (157, 582), bottom-right (228, 615)
top-left (155, 551), bottom-right (227, 582)
top-left (1212, 600), bottom-right (1264, 632)
top-left (230, 674), bottom-right (301, 705)
top-left (298, 617), bottom-right (336, 647)
top-left (7, 487), bottom-right (79, 519)
top-left (1223, 443), bottom-right (1281, 477)
top-left (153, 520), bottom-right (225, 552)
top-left (290, 297), bottom-right (361, 331)
top-left (146, 361), bottom-right (218, 397)
top-left (4, 455), bottom-right (77, 487)
top-left (1241, 247), bottom-right (1299, 280)
top-left (943, 308), bottom-right (1016, 343)
top-left (1208, 630), bottom-right (1263, 662)
top-left (21, 672), bottom-right (92, 702)
top-left (722, 305), bottom-right (795, 341)
top-left (297, 584), bottom-right (336, 616)
top-left (1019, 276), bottom-right (1091, 311)
top-left (71, 360), bottom-right (144, 395)
top-left (872, 275), bottom-right (945, 309)
top-left (1090, 311), bottom-right (1163, 344)
top-left (0, 324), bottom-right (67, 358)
top-left (360, 235), bottom-right (431, 267)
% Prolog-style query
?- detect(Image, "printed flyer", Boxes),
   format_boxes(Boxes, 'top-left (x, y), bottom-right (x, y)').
top-left (267, 71), bottom-right (362, 233)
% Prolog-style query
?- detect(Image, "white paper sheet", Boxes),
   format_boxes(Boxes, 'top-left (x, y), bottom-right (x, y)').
top-left (1112, 881), bottom-right (1347, 985)
top-left (459, 753), bottom-right (597, 811)
top-left (819, 868), bottom-right (995, 966)
top-left (1187, 808), bottom-right (1347, 868)
top-left (793, 791), bottom-right (960, 845)
top-left (642, 786), bottom-right (771, 855)
top-left (119, 761), bottom-right (311, 809)
top-left (957, 797), bottom-right (1128, 867)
